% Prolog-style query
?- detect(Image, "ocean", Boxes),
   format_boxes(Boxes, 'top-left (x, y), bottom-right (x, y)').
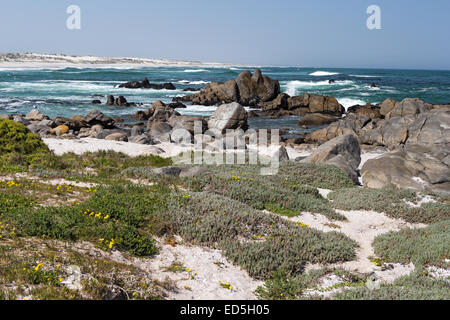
top-left (1, 66), bottom-right (449, 134)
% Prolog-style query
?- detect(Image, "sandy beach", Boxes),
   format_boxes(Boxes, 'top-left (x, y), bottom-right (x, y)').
top-left (0, 53), bottom-right (232, 70)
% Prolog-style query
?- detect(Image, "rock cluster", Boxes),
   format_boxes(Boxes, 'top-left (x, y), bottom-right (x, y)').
top-left (304, 98), bottom-right (450, 194)
top-left (118, 78), bottom-right (176, 90)
top-left (176, 69), bottom-right (280, 106)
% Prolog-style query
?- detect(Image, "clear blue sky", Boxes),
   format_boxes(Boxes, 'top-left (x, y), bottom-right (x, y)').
top-left (1, 0), bottom-right (449, 69)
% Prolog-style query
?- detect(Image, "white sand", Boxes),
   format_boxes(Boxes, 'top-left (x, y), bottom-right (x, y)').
top-left (292, 210), bottom-right (426, 276)
top-left (43, 138), bottom-right (190, 158)
top-left (359, 150), bottom-right (386, 170)
top-left (0, 53), bottom-right (231, 70)
top-left (69, 238), bottom-right (262, 300)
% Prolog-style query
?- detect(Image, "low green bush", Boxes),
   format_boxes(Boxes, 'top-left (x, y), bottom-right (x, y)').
top-left (0, 118), bottom-right (51, 171)
top-left (0, 184), bottom-right (168, 257)
top-left (334, 271), bottom-right (450, 300)
top-left (162, 192), bottom-right (357, 279)
top-left (373, 220), bottom-right (450, 267)
top-left (180, 165), bottom-right (344, 220)
top-left (328, 186), bottom-right (450, 224)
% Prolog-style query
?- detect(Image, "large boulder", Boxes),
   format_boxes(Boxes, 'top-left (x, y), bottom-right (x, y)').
top-left (261, 93), bottom-right (289, 111)
top-left (379, 98), bottom-right (398, 117)
top-left (169, 115), bottom-right (208, 135)
top-left (386, 98), bottom-right (431, 119)
top-left (25, 109), bottom-right (48, 121)
top-left (53, 116), bottom-right (84, 131)
top-left (308, 95), bottom-right (344, 115)
top-left (302, 134), bottom-right (361, 183)
top-left (359, 116), bottom-right (413, 150)
top-left (147, 107), bottom-right (180, 123)
top-left (118, 78), bottom-right (176, 90)
top-left (305, 113), bottom-right (370, 143)
top-left (105, 132), bottom-right (128, 142)
top-left (347, 103), bottom-right (381, 120)
top-left (406, 109), bottom-right (450, 145)
top-left (361, 144), bottom-right (450, 195)
top-left (299, 113), bottom-right (340, 126)
top-left (287, 94), bottom-right (309, 110)
top-left (82, 110), bottom-right (115, 128)
top-left (207, 102), bottom-right (249, 133)
top-left (147, 121), bottom-right (173, 143)
top-left (180, 69), bottom-right (280, 107)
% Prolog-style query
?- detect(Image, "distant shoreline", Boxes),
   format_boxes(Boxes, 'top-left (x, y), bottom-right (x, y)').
top-left (0, 53), bottom-right (234, 69)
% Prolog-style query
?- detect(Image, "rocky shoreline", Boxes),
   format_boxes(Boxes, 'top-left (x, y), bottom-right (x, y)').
top-left (1, 69), bottom-right (449, 195)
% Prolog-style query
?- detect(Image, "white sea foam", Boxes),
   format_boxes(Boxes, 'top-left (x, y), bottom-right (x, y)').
top-left (178, 104), bottom-right (218, 116)
top-left (309, 71), bottom-right (340, 77)
top-left (337, 98), bottom-right (367, 110)
top-left (284, 80), bottom-right (354, 96)
top-left (183, 69), bottom-right (209, 73)
top-left (177, 80), bottom-right (210, 85)
top-left (350, 75), bottom-right (382, 78)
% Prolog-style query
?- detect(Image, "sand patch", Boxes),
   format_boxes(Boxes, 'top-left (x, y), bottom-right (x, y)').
top-left (291, 210), bottom-right (426, 277)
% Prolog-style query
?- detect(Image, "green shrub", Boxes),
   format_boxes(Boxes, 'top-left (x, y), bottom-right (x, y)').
top-left (0, 118), bottom-right (51, 171)
top-left (180, 165), bottom-right (344, 220)
top-left (162, 192), bottom-right (357, 279)
top-left (0, 184), bottom-right (167, 257)
top-left (254, 270), bottom-right (304, 300)
top-left (329, 186), bottom-right (450, 224)
top-left (373, 220), bottom-right (450, 267)
top-left (334, 271), bottom-right (450, 300)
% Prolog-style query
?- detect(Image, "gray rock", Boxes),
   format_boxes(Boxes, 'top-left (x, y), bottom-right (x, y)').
top-left (152, 166), bottom-right (182, 177)
top-left (207, 102), bottom-right (248, 133)
top-left (302, 134), bottom-right (361, 184)
top-left (180, 69), bottom-right (280, 106)
top-left (386, 98), bottom-right (431, 119)
top-left (361, 144), bottom-right (450, 195)
top-left (179, 166), bottom-right (208, 177)
top-left (12, 115), bottom-right (30, 126)
top-left (130, 125), bottom-right (144, 137)
top-left (169, 115), bottom-right (208, 135)
top-left (106, 95), bottom-right (115, 105)
top-left (25, 109), bottom-right (48, 121)
top-left (129, 134), bottom-right (154, 145)
top-left (105, 132), bottom-right (128, 142)
top-left (299, 113), bottom-right (340, 126)
top-left (406, 109), bottom-right (450, 145)
top-left (27, 123), bottom-right (51, 136)
top-left (83, 110), bottom-right (115, 128)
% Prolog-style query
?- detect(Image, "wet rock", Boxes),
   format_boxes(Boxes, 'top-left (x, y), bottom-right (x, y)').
top-left (299, 113), bottom-right (340, 126)
top-left (106, 95), bottom-right (115, 105)
top-left (118, 78), bottom-right (176, 90)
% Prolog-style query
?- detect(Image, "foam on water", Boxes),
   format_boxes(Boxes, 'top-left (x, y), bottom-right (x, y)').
top-left (309, 71), bottom-right (340, 76)
top-left (284, 80), bottom-right (354, 96)
top-left (177, 80), bottom-right (210, 85)
top-left (1, 65), bottom-right (449, 131)
top-left (350, 74), bottom-right (382, 78)
top-left (337, 98), bottom-right (368, 110)
top-left (183, 69), bottom-right (209, 73)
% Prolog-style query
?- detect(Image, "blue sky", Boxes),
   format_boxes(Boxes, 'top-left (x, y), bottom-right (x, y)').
top-left (0, 0), bottom-right (449, 69)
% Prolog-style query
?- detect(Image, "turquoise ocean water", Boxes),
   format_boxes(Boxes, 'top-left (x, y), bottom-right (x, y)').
top-left (1, 66), bottom-right (449, 133)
